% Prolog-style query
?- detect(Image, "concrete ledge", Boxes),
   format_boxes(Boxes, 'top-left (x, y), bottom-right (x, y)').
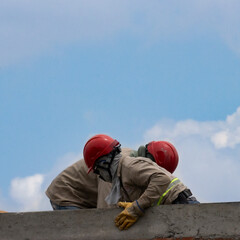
top-left (0, 202), bottom-right (240, 240)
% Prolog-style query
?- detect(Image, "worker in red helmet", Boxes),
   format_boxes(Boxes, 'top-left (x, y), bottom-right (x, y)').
top-left (84, 134), bottom-right (199, 230)
top-left (45, 145), bottom-right (151, 210)
top-left (45, 134), bottom-right (193, 211)
top-left (97, 140), bottom-right (179, 208)
top-left (129, 141), bottom-right (179, 174)
top-left (45, 135), bottom-right (133, 210)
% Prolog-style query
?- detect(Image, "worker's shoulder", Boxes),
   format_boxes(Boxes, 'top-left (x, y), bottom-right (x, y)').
top-left (60, 158), bottom-right (97, 180)
top-left (59, 158), bottom-right (86, 174)
top-left (121, 147), bottom-right (134, 157)
top-left (121, 155), bottom-right (157, 168)
top-left (64, 158), bottom-right (84, 168)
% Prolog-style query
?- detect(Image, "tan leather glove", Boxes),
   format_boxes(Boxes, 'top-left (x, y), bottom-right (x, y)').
top-left (115, 202), bottom-right (138, 230)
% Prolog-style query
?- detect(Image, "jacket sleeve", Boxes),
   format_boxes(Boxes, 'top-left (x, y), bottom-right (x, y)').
top-left (124, 158), bottom-right (172, 215)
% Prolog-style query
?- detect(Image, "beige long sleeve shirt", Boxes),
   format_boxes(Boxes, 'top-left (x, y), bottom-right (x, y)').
top-left (45, 159), bottom-right (98, 208)
top-left (45, 148), bottom-right (133, 209)
top-left (98, 154), bottom-right (187, 214)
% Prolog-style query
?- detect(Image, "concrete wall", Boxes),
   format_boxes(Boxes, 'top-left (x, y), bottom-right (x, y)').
top-left (0, 202), bottom-right (240, 240)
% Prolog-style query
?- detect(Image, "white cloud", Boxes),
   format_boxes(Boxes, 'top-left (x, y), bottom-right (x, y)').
top-left (0, 0), bottom-right (131, 66)
top-left (8, 152), bottom-right (83, 212)
top-left (10, 174), bottom-right (48, 211)
top-left (144, 106), bottom-right (240, 203)
top-left (211, 107), bottom-right (240, 148)
top-left (211, 131), bottom-right (229, 149)
top-left (145, 107), bottom-right (240, 149)
top-left (1, 0), bottom-right (240, 66)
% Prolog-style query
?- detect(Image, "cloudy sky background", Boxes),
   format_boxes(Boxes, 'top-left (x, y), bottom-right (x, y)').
top-left (1, 0), bottom-right (240, 212)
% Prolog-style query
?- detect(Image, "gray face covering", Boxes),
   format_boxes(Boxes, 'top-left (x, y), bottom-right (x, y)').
top-left (105, 153), bottom-right (121, 205)
top-left (94, 152), bottom-right (122, 205)
top-left (95, 153), bottom-right (118, 183)
top-left (98, 167), bottom-right (112, 182)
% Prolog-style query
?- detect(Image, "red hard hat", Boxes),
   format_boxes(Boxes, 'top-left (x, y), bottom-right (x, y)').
top-left (83, 134), bottom-right (119, 173)
top-left (146, 141), bottom-right (179, 173)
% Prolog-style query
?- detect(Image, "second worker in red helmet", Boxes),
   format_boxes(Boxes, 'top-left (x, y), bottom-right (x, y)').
top-left (84, 134), bottom-right (199, 230)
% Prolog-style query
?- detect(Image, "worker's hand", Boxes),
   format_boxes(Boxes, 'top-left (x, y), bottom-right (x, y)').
top-left (115, 202), bottom-right (138, 230)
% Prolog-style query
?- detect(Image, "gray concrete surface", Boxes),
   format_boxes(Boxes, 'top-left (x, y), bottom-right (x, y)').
top-left (0, 202), bottom-right (240, 240)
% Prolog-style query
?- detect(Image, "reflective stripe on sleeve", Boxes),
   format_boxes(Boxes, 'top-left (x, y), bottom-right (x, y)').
top-left (157, 178), bottom-right (180, 205)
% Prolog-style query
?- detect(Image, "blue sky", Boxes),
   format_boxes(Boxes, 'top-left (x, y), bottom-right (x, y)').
top-left (1, 0), bottom-right (240, 211)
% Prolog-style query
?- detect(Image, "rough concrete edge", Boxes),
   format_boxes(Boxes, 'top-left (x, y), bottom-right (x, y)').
top-left (0, 202), bottom-right (240, 240)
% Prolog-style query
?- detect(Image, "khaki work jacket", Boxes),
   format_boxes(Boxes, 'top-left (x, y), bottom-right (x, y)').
top-left (46, 159), bottom-right (98, 208)
top-left (46, 148), bottom-right (133, 209)
top-left (98, 154), bottom-right (187, 214)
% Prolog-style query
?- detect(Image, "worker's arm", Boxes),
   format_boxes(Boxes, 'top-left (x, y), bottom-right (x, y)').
top-left (115, 157), bottom-right (172, 230)
top-left (127, 158), bottom-right (172, 209)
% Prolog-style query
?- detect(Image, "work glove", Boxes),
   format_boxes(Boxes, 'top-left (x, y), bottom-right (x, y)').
top-left (115, 201), bottom-right (141, 230)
